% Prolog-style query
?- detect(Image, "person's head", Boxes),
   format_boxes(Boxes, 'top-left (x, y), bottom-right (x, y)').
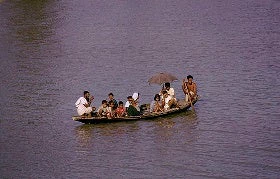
top-left (127, 96), bottom-right (133, 103)
top-left (162, 90), bottom-right (168, 98)
top-left (108, 92), bottom-right (114, 100)
top-left (84, 91), bottom-right (90, 98)
top-left (102, 100), bottom-right (108, 107)
top-left (108, 101), bottom-right (115, 108)
top-left (165, 82), bottom-right (170, 90)
top-left (118, 101), bottom-right (124, 107)
top-left (187, 75), bottom-right (193, 84)
top-left (154, 94), bottom-right (161, 101)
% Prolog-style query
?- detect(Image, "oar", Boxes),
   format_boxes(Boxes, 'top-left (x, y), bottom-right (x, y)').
top-left (188, 93), bottom-right (195, 111)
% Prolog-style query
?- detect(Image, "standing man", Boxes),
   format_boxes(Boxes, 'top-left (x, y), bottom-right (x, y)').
top-left (75, 91), bottom-right (95, 117)
top-left (182, 75), bottom-right (197, 102)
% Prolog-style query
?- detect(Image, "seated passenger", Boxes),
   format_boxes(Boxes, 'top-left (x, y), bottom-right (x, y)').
top-left (161, 90), bottom-right (178, 111)
top-left (150, 94), bottom-right (163, 113)
top-left (108, 92), bottom-right (118, 109)
top-left (159, 83), bottom-right (176, 100)
top-left (164, 82), bottom-right (176, 99)
top-left (97, 100), bottom-right (110, 117)
top-left (115, 101), bottom-right (127, 117)
top-left (132, 92), bottom-right (140, 111)
top-left (125, 96), bottom-right (133, 110)
top-left (127, 100), bottom-right (140, 116)
top-left (75, 91), bottom-right (96, 117)
top-left (127, 92), bottom-right (141, 116)
top-left (107, 100), bottom-right (117, 119)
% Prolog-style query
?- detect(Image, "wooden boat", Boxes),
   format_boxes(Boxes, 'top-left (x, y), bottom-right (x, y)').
top-left (72, 97), bottom-right (198, 124)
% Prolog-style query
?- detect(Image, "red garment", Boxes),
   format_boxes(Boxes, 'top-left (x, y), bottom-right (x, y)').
top-left (116, 107), bottom-right (126, 117)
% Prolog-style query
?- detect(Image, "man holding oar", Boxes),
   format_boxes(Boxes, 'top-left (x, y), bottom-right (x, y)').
top-left (182, 75), bottom-right (197, 109)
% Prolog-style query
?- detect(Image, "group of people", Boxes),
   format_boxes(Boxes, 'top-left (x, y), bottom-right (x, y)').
top-left (150, 82), bottom-right (178, 113)
top-left (96, 92), bottom-right (141, 118)
top-left (75, 91), bottom-right (141, 118)
top-left (75, 75), bottom-right (197, 118)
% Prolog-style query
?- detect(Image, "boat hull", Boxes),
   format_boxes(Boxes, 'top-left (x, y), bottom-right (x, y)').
top-left (72, 99), bottom-right (197, 124)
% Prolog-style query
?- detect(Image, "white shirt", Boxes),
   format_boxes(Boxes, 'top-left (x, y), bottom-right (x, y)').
top-left (163, 96), bottom-right (172, 110)
top-left (75, 97), bottom-right (88, 108)
top-left (125, 101), bottom-right (131, 108)
top-left (167, 88), bottom-right (175, 98)
top-left (75, 97), bottom-right (92, 115)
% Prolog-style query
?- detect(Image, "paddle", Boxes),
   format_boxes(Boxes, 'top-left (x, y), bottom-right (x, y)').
top-left (188, 92), bottom-right (195, 111)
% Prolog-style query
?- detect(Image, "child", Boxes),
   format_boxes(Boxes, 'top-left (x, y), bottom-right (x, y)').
top-left (107, 100), bottom-right (117, 119)
top-left (108, 92), bottom-right (118, 109)
top-left (115, 101), bottom-right (126, 117)
top-left (97, 100), bottom-right (110, 117)
top-left (150, 94), bottom-right (163, 113)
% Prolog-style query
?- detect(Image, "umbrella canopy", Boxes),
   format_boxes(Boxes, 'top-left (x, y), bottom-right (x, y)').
top-left (148, 72), bottom-right (178, 85)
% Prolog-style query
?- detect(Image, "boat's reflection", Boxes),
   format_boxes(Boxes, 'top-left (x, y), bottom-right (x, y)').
top-left (154, 109), bottom-right (198, 134)
top-left (75, 109), bottom-right (199, 147)
top-left (75, 121), bottom-right (140, 147)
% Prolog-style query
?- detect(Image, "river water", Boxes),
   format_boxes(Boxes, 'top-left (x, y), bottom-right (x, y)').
top-left (1, 0), bottom-right (280, 178)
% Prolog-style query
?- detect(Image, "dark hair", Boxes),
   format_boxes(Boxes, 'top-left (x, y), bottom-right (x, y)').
top-left (187, 75), bottom-right (193, 79)
top-left (165, 83), bottom-right (170, 87)
top-left (119, 101), bottom-right (123, 105)
top-left (108, 101), bottom-right (114, 105)
top-left (108, 92), bottom-right (114, 96)
top-left (127, 96), bottom-right (132, 99)
top-left (84, 91), bottom-right (89, 95)
top-left (102, 100), bottom-right (107, 104)
top-left (162, 90), bottom-right (168, 95)
top-left (154, 94), bottom-right (161, 100)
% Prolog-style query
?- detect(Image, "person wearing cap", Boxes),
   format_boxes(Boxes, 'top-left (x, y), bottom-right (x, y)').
top-left (127, 92), bottom-right (141, 116)
top-left (182, 75), bottom-right (197, 102)
top-left (75, 91), bottom-right (96, 117)
top-left (132, 92), bottom-right (139, 103)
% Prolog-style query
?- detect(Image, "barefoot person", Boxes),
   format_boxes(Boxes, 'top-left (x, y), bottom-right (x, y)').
top-left (115, 101), bottom-right (127, 117)
top-left (108, 92), bottom-right (118, 109)
top-left (127, 92), bottom-right (141, 116)
top-left (182, 75), bottom-right (197, 102)
top-left (75, 91), bottom-right (96, 117)
top-left (97, 100), bottom-right (110, 117)
top-left (161, 90), bottom-right (178, 111)
top-left (163, 82), bottom-right (175, 98)
top-left (150, 94), bottom-right (164, 113)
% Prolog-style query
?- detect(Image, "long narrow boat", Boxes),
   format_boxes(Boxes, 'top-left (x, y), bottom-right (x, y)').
top-left (72, 97), bottom-right (198, 124)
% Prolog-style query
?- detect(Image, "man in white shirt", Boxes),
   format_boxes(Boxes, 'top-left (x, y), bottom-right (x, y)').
top-left (75, 91), bottom-right (95, 117)
top-left (125, 96), bottom-right (133, 109)
top-left (162, 90), bottom-right (178, 111)
top-left (164, 82), bottom-right (175, 98)
top-left (162, 90), bottom-right (172, 110)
